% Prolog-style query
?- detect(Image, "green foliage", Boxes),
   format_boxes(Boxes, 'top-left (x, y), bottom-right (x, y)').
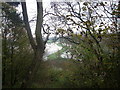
top-left (45, 1), bottom-right (120, 88)
top-left (62, 31), bottom-right (120, 88)
top-left (2, 3), bottom-right (33, 88)
top-left (82, 6), bottom-right (87, 11)
top-left (2, 0), bottom-right (120, 88)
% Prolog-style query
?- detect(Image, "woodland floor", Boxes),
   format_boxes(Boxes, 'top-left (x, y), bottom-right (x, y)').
top-left (30, 58), bottom-right (79, 88)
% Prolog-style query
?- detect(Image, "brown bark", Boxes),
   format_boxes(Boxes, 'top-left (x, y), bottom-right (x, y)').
top-left (35, 1), bottom-right (44, 51)
top-left (21, 0), bottom-right (45, 88)
top-left (20, 47), bottom-right (44, 88)
top-left (21, 2), bottom-right (36, 51)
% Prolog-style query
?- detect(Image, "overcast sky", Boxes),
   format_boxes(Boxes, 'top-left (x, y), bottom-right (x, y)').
top-left (16, 0), bottom-right (119, 36)
top-left (16, 0), bottom-right (51, 35)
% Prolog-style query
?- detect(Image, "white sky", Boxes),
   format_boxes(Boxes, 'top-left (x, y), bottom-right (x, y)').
top-left (16, 0), bottom-right (119, 36)
top-left (26, 0), bottom-right (51, 35)
top-left (16, 0), bottom-right (51, 35)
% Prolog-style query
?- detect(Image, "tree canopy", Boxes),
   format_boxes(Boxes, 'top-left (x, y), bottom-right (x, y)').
top-left (2, 0), bottom-right (120, 88)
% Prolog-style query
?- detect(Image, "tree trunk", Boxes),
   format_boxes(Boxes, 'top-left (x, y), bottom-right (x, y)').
top-left (21, 2), bottom-right (36, 51)
top-left (20, 48), bottom-right (43, 88)
top-left (21, 0), bottom-right (45, 88)
top-left (2, 27), bottom-right (7, 86)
